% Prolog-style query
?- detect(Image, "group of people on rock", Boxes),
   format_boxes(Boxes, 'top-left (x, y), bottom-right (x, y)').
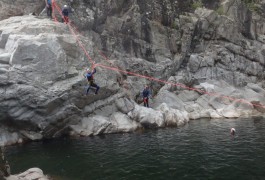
top-left (44, 1), bottom-right (152, 107)
top-left (83, 68), bottom-right (152, 107)
top-left (45, 0), bottom-right (70, 23)
top-left (83, 67), bottom-right (237, 137)
top-left (44, 1), bottom-right (238, 136)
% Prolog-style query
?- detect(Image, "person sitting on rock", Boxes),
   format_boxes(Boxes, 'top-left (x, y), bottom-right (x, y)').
top-left (142, 85), bottom-right (151, 108)
top-left (84, 68), bottom-right (100, 95)
top-left (62, 5), bottom-right (69, 24)
top-left (45, 0), bottom-right (52, 18)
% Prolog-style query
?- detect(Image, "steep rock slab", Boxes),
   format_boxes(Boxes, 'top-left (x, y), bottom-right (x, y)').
top-left (0, 16), bottom-right (122, 144)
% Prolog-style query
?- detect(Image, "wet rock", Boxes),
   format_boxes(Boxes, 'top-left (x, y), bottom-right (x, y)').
top-left (0, 129), bottom-right (20, 146)
top-left (6, 168), bottom-right (49, 180)
top-left (70, 116), bottom-right (110, 136)
top-left (158, 103), bottom-right (189, 127)
top-left (105, 112), bottom-right (140, 133)
top-left (0, 147), bottom-right (10, 178)
top-left (20, 131), bottom-right (43, 141)
top-left (128, 104), bottom-right (165, 128)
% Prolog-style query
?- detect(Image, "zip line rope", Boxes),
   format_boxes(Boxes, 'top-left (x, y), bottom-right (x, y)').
top-left (53, 2), bottom-right (95, 67)
top-left (51, 2), bottom-right (265, 109)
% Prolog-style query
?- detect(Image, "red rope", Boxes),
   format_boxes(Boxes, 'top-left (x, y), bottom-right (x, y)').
top-left (51, 1), bottom-right (265, 110)
top-left (52, 0), bottom-right (58, 23)
top-left (53, 2), bottom-right (95, 66)
top-left (94, 63), bottom-right (265, 109)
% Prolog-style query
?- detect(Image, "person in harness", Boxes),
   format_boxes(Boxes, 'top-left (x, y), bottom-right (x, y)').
top-left (84, 68), bottom-right (100, 95)
top-left (45, 0), bottom-right (52, 18)
top-left (62, 5), bottom-right (69, 24)
top-left (142, 85), bottom-right (151, 108)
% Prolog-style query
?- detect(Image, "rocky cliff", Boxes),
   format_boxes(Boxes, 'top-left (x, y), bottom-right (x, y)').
top-left (1, 0), bottom-right (265, 146)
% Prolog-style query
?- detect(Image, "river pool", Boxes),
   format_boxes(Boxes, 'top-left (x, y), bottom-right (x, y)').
top-left (6, 118), bottom-right (265, 180)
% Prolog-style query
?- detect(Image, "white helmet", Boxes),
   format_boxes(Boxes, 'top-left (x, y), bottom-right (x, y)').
top-left (64, 5), bottom-right (68, 8)
top-left (86, 68), bottom-right (90, 72)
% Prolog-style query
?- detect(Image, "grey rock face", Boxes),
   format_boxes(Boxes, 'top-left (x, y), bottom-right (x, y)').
top-left (0, 16), bottom-right (122, 145)
top-left (0, 0), bottom-right (45, 21)
top-left (1, 0), bottom-right (265, 145)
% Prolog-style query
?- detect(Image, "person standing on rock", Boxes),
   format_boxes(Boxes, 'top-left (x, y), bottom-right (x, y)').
top-left (45, 0), bottom-right (52, 18)
top-left (62, 5), bottom-right (69, 24)
top-left (142, 85), bottom-right (151, 108)
top-left (84, 68), bottom-right (100, 95)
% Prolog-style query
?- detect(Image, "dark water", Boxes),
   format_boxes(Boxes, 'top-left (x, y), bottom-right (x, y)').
top-left (6, 118), bottom-right (265, 180)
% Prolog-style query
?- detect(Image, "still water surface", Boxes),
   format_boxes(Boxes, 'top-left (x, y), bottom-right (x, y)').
top-left (6, 118), bottom-right (265, 180)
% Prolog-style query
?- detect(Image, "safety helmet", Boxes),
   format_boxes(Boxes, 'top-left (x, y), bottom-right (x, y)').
top-left (86, 68), bottom-right (90, 72)
top-left (64, 5), bottom-right (68, 8)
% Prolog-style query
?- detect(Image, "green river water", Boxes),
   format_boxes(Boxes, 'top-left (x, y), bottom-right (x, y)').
top-left (5, 118), bottom-right (265, 180)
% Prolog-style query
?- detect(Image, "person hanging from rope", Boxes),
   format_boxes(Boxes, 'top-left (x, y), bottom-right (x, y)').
top-left (45, 0), bottom-right (53, 18)
top-left (62, 5), bottom-right (69, 24)
top-left (142, 85), bottom-right (151, 108)
top-left (84, 67), bottom-right (100, 95)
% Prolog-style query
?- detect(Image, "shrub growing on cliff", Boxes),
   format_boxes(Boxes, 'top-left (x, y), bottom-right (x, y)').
top-left (171, 21), bottom-right (178, 29)
top-left (216, 6), bottom-right (224, 15)
top-left (242, 0), bottom-right (260, 12)
top-left (192, 0), bottom-right (203, 10)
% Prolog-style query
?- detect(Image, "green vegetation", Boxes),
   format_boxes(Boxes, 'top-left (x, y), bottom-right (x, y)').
top-left (171, 21), bottom-right (178, 29)
top-left (216, 6), bottom-right (224, 15)
top-left (242, 0), bottom-right (260, 12)
top-left (242, 0), bottom-right (260, 3)
top-left (191, 0), bottom-right (203, 10)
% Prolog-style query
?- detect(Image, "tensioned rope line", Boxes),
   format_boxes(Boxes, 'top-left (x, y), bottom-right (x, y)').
top-left (51, 2), bottom-right (265, 109)
top-left (53, 2), bottom-right (95, 67)
top-left (94, 63), bottom-right (265, 109)
top-left (52, 0), bottom-right (59, 23)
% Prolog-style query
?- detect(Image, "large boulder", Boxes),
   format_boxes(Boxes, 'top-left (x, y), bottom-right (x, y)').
top-left (128, 104), bottom-right (165, 128)
top-left (70, 116), bottom-right (111, 136)
top-left (6, 168), bottom-right (49, 180)
top-left (157, 103), bottom-right (189, 127)
top-left (105, 112), bottom-right (140, 133)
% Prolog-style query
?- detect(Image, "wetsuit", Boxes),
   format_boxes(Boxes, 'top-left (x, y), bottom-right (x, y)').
top-left (46, 0), bottom-right (52, 18)
top-left (62, 7), bottom-right (69, 23)
top-left (142, 88), bottom-right (150, 108)
top-left (86, 68), bottom-right (100, 95)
